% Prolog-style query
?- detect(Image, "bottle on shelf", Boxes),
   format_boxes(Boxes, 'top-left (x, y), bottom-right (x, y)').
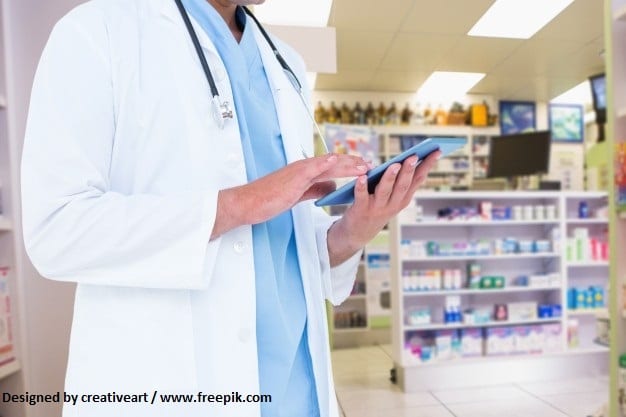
top-left (314, 101), bottom-right (327, 124)
top-left (365, 102), bottom-right (376, 125)
top-left (386, 102), bottom-right (399, 125)
top-left (412, 103), bottom-right (425, 125)
top-left (352, 102), bottom-right (365, 125)
top-left (340, 102), bottom-right (353, 124)
top-left (327, 101), bottom-right (340, 124)
top-left (376, 102), bottom-right (388, 125)
top-left (400, 103), bottom-right (413, 125)
top-left (423, 103), bottom-right (433, 125)
top-left (435, 104), bottom-right (447, 125)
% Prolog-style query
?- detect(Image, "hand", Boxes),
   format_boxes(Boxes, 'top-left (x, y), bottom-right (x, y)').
top-left (327, 151), bottom-right (441, 265)
top-left (211, 154), bottom-right (368, 239)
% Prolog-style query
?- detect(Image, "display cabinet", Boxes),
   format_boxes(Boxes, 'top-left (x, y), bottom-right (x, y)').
top-left (389, 191), bottom-right (609, 392)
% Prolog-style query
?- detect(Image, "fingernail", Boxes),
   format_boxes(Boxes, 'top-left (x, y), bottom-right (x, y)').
top-left (326, 154), bottom-right (337, 163)
top-left (358, 176), bottom-right (367, 185)
top-left (410, 158), bottom-right (419, 167)
top-left (392, 165), bottom-right (401, 175)
top-left (356, 164), bottom-right (367, 172)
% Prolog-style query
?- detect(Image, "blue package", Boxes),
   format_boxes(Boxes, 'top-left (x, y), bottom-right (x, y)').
top-left (567, 288), bottom-right (577, 310)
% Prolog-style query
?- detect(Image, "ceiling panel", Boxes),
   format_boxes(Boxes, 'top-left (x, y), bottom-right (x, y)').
top-left (490, 38), bottom-right (584, 77)
top-left (436, 37), bottom-right (523, 73)
top-left (367, 70), bottom-right (431, 92)
top-left (535, 0), bottom-right (603, 43)
top-left (316, 0), bottom-right (605, 99)
top-left (329, 0), bottom-right (415, 31)
top-left (546, 36), bottom-right (605, 77)
top-left (379, 33), bottom-right (461, 71)
top-left (316, 70), bottom-right (375, 90)
top-left (399, 0), bottom-right (495, 34)
top-left (336, 30), bottom-right (395, 71)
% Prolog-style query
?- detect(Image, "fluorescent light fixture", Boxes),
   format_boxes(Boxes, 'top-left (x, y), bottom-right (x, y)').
top-left (468, 0), bottom-right (574, 39)
top-left (306, 72), bottom-right (318, 89)
top-left (416, 71), bottom-right (485, 101)
top-left (551, 80), bottom-right (592, 104)
top-left (254, 0), bottom-right (333, 27)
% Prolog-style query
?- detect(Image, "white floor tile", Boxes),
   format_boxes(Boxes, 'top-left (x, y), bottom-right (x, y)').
top-left (333, 371), bottom-right (397, 392)
top-left (517, 377), bottom-right (609, 396)
top-left (432, 385), bottom-right (533, 405)
top-left (446, 398), bottom-right (568, 417)
top-left (344, 405), bottom-right (455, 417)
top-left (540, 391), bottom-right (608, 417)
top-left (338, 388), bottom-right (439, 412)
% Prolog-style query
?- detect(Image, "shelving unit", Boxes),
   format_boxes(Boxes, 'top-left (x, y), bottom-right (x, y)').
top-left (331, 231), bottom-right (392, 348)
top-left (390, 191), bottom-right (609, 392)
top-left (607, 0), bottom-right (626, 415)
top-left (373, 125), bottom-right (500, 190)
top-left (0, 217), bottom-right (11, 231)
top-left (0, 0), bottom-right (20, 400)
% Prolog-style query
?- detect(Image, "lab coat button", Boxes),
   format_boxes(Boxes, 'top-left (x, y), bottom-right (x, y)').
top-left (238, 328), bottom-right (251, 343)
top-left (233, 241), bottom-right (246, 253)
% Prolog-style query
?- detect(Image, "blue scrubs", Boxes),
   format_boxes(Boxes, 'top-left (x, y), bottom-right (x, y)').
top-left (180, 3), bottom-right (319, 416)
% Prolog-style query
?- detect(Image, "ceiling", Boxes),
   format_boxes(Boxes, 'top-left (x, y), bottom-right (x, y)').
top-left (317, 0), bottom-right (605, 101)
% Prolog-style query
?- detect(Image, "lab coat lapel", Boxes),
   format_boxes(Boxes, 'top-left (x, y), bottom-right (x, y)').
top-left (250, 25), bottom-right (305, 164)
top-left (157, 0), bottom-right (221, 58)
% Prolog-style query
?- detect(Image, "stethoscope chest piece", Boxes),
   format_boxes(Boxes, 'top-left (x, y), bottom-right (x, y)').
top-left (211, 96), bottom-right (233, 129)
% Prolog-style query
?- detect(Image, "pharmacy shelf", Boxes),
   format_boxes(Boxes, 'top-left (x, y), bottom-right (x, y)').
top-left (567, 345), bottom-right (610, 355)
top-left (615, 3), bottom-right (626, 21)
top-left (565, 218), bottom-right (609, 224)
top-left (0, 360), bottom-right (20, 380)
top-left (566, 261), bottom-right (609, 267)
top-left (402, 219), bottom-right (559, 227)
top-left (413, 191), bottom-right (561, 200)
top-left (567, 308), bottom-right (608, 317)
top-left (403, 253), bottom-right (559, 262)
top-left (0, 217), bottom-right (11, 231)
top-left (403, 317), bottom-right (561, 331)
top-left (402, 347), bottom-right (608, 368)
top-left (333, 327), bottom-right (369, 333)
top-left (429, 171), bottom-right (470, 175)
top-left (403, 285), bottom-right (561, 297)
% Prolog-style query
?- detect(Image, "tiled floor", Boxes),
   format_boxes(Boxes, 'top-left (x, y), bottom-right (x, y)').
top-left (331, 345), bottom-right (608, 417)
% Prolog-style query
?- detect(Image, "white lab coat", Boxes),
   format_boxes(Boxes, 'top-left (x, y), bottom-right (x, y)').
top-left (21, 1), bottom-right (361, 416)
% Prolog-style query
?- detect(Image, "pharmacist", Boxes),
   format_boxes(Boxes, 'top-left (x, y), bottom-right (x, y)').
top-left (20, 0), bottom-right (439, 416)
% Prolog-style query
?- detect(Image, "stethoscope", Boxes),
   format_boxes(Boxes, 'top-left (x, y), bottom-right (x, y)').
top-left (174, 0), bottom-right (329, 156)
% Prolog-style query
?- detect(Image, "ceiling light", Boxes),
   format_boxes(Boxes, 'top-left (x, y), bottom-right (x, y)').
top-left (254, 0), bottom-right (333, 27)
top-left (468, 0), bottom-right (574, 39)
top-left (306, 72), bottom-right (318, 89)
top-left (551, 80), bottom-right (592, 104)
top-left (416, 71), bottom-right (485, 102)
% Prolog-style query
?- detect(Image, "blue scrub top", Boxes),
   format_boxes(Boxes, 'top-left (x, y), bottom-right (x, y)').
top-left (180, 2), bottom-right (319, 416)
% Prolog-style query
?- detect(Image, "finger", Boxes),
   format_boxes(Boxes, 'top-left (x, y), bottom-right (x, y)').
top-left (313, 154), bottom-right (368, 182)
top-left (373, 163), bottom-right (401, 209)
top-left (388, 156), bottom-right (419, 207)
top-left (352, 175), bottom-right (369, 208)
top-left (409, 151), bottom-right (440, 191)
top-left (299, 181), bottom-right (337, 202)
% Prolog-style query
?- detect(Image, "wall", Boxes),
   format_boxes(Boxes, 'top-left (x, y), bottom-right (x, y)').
top-left (1, 1), bottom-right (85, 416)
top-left (313, 91), bottom-right (587, 190)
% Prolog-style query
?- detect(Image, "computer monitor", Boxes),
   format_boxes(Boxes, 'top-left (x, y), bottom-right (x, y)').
top-left (487, 131), bottom-right (551, 178)
top-left (589, 73), bottom-right (606, 124)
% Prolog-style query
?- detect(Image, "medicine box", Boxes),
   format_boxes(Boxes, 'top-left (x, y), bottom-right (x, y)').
top-left (460, 328), bottom-right (483, 357)
top-left (485, 327), bottom-right (515, 356)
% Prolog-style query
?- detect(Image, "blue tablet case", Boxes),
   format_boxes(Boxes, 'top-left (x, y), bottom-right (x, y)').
top-left (314, 137), bottom-right (467, 206)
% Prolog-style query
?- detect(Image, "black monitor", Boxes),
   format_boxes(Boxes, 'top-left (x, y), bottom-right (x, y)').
top-left (589, 73), bottom-right (606, 125)
top-left (487, 131), bottom-right (551, 178)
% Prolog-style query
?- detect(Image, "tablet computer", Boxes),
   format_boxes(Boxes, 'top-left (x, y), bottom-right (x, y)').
top-left (314, 137), bottom-right (467, 206)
